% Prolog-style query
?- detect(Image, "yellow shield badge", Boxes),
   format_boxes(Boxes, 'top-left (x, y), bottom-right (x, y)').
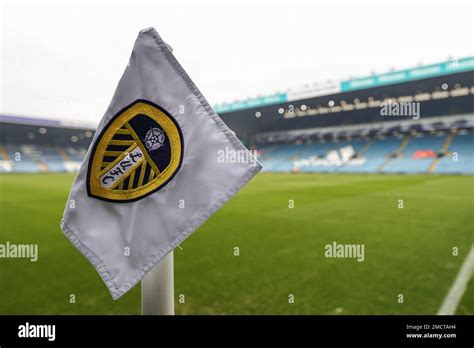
top-left (87, 99), bottom-right (184, 203)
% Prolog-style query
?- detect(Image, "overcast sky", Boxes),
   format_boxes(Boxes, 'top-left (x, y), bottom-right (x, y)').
top-left (1, 0), bottom-right (472, 126)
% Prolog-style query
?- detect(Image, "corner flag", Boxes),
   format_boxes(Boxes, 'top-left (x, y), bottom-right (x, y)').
top-left (60, 28), bottom-right (261, 299)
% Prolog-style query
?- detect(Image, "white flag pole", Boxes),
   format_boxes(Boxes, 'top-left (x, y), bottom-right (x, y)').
top-left (141, 251), bottom-right (175, 315)
top-left (141, 40), bottom-right (175, 316)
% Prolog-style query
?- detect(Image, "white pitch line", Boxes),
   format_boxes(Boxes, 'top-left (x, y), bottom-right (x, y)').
top-left (437, 244), bottom-right (474, 315)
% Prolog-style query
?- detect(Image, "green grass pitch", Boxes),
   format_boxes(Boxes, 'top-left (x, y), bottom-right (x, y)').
top-left (0, 172), bottom-right (472, 314)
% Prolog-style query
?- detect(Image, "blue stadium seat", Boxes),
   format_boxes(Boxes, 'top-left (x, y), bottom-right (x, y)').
top-left (382, 134), bottom-right (445, 173)
top-left (436, 132), bottom-right (474, 174)
top-left (257, 132), bottom-right (473, 175)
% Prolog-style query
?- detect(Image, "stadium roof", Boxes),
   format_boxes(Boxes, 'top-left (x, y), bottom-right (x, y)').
top-left (0, 114), bottom-right (95, 130)
top-left (214, 56), bottom-right (474, 114)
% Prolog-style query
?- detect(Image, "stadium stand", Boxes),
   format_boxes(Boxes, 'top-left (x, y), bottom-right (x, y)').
top-left (257, 126), bottom-right (473, 175)
top-left (236, 58), bottom-right (474, 175)
top-left (1, 58), bottom-right (473, 175)
top-left (0, 115), bottom-right (92, 174)
top-left (436, 131), bottom-right (474, 174)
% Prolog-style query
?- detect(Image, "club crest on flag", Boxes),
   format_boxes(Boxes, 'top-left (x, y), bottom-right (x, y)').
top-left (86, 99), bottom-right (184, 203)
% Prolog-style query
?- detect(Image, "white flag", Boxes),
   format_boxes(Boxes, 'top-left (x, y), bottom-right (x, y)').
top-left (61, 28), bottom-right (261, 299)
